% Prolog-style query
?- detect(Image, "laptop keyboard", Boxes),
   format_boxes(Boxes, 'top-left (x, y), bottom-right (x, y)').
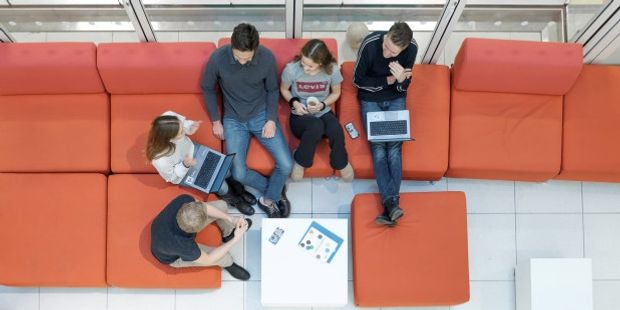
top-left (370, 120), bottom-right (408, 136)
top-left (194, 151), bottom-right (220, 188)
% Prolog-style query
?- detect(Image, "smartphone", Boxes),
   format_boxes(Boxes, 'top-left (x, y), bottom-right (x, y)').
top-left (345, 122), bottom-right (359, 139)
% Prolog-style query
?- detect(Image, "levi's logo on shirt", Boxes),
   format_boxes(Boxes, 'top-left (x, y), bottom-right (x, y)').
top-left (296, 81), bottom-right (328, 93)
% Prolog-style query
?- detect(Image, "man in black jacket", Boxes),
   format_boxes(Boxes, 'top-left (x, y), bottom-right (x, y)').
top-left (353, 22), bottom-right (417, 226)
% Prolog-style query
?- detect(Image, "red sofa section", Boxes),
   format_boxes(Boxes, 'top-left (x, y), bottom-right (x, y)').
top-left (447, 38), bottom-right (583, 181)
top-left (97, 43), bottom-right (219, 173)
top-left (338, 62), bottom-right (451, 180)
top-left (558, 65), bottom-right (620, 182)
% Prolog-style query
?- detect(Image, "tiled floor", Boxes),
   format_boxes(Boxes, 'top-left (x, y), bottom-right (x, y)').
top-left (2, 178), bottom-right (620, 310)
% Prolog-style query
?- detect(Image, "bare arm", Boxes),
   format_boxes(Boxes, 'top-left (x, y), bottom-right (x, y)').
top-left (323, 83), bottom-right (341, 106)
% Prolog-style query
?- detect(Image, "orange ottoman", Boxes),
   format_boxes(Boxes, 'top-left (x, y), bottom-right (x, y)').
top-left (352, 192), bottom-right (469, 307)
top-left (0, 173), bottom-right (107, 287)
top-left (107, 174), bottom-right (221, 288)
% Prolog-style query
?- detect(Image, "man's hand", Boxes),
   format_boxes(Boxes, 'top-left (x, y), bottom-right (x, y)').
top-left (212, 120), bottom-right (224, 140)
top-left (187, 120), bottom-right (202, 135)
top-left (292, 100), bottom-right (309, 116)
top-left (232, 219), bottom-right (249, 241)
top-left (262, 120), bottom-right (276, 138)
top-left (387, 75), bottom-right (397, 85)
top-left (389, 61), bottom-right (409, 83)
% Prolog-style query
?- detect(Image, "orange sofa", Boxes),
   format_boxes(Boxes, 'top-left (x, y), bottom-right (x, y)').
top-left (351, 192), bottom-right (470, 307)
top-left (557, 65), bottom-right (620, 182)
top-left (447, 38), bottom-right (583, 181)
top-left (0, 43), bottom-right (109, 287)
top-left (217, 38), bottom-right (339, 177)
top-left (338, 62), bottom-right (451, 180)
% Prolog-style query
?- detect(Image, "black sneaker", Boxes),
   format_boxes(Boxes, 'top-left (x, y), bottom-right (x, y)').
top-left (222, 219), bottom-right (253, 243)
top-left (385, 197), bottom-right (404, 222)
top-left (258, 198), bottom-right (281, 218)
top-left (375, 209), bottom-right (396, 227)
top-left (226, 177), bottom-right (257, 205)
top-left (219, 192), bottom-right (255, 216)
top-left (277, 186), bottom-right (291, 218)
top-left (224, 262), bottom-right (251, 281)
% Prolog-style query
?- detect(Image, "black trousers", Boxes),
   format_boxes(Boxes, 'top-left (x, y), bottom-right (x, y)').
top-left (290, 111), bottom-right (348, 170)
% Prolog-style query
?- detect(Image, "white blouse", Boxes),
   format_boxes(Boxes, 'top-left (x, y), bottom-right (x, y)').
top-left (151, 111), bottom-right (197, 184)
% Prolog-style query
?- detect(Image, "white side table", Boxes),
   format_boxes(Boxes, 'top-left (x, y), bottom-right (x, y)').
top-left (261, 218), bottom-right (348, 308)
top-left (516, 258), bottom-right (593, 310)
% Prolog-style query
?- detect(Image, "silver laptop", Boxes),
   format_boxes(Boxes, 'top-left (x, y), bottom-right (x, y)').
top-left (366, 110), bottom-right (414, 142)
top-left (181, 143), bottom-right (235, 194)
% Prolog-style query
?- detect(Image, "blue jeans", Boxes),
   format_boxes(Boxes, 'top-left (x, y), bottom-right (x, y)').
top-left (361, 97), bottom-right (406, 204)
top-left (223, 110), bottom-right (293, 202)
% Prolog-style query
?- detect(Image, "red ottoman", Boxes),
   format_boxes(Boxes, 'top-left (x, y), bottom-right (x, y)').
top-left (352, 192), bottom-right (470, 307)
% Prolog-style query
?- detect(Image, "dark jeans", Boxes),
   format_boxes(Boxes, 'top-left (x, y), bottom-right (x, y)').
top-left (223, 110), bottom-right (293, 202)
top-left (290, 111), bottom-right (348, 170)
top-left (360, 97), bottom-right (406, 204)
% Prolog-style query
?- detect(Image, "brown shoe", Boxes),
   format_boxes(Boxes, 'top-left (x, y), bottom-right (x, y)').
top-left (339, 163), bottom-right (354, 182)
top-left (291, 162), bottom-right (304, 182)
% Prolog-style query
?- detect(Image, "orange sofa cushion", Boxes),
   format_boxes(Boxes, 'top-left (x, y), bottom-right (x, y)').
top-left (448, 89), bottom-right (562, 181)
top-left (0, 43), bottom-right (104, 95)
top-left (453, 38), bottom-right (582, 95)
top-left (97, 43), bottom-right (216, 94)
top-left (110, 94), bottom-right (218, 173)
top-left (338, 61), bottom-right (450, 180)
top-left (107, 174), bottom-right (222, 288)
top-left (0, 173), bottom-right (107, 287)
top-left (352, 192), bottom-right (469, 307)
top-left (558, 65), bottom-right (620, 182)
top-left (0, 94), bottom-right (110, 173)
top-left (217, 38), bottom-right (338, 177)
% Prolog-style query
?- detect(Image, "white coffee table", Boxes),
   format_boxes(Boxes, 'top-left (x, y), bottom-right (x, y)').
top-left (261, 218), bottom-right (348, 307)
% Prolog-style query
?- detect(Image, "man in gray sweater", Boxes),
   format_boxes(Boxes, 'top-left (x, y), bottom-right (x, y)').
top-left (201, 23), bottom-right (292, 218)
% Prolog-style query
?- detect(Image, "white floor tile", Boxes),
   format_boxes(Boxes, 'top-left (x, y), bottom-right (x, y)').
top-left (312, 178), bottom-right (378, 214)
top-left (447, 178), bottom-right (515, 214)
top-left (583, 182), bottom-right (620, 213)
top-left (244, 281), bottom-right (311, 310)
top-left (516, 214), bottom-right (584, 262)
top-left (584, 214), bottom-right (620, 280)
top-left (40, 288), bottom-right (107, 310)
top-left (176, 282), bottom-right (243, 310)
top-left (515, 180), bottom-right (582, 213)
top-left (467, 214), bottom-right (517, 280)
top-left (286, 178), bottom-right (313, 214)
top-left (593, 280), bottom-right (620, 310)
top-left (451, 281), bottom-right (515, 310)
top-left (223, 231), bottom-right (246, 281)
top-left (107, 288), bottom-right (175, 310)
top-left (0, 286), bottom-right (38, 310)
top-left (46, 32), bottom-right (113, 43)
top-left (12, 32), bottom-right (46, 42)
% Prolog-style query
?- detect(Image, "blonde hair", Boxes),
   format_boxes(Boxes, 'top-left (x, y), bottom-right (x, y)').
top-left (346, 22), bottom-right (369, 51)
top-left (176, 201), bottom-right (207, 233)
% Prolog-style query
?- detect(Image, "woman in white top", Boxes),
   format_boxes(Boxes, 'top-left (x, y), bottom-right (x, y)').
top-left (146, 111), bottom-right (256, 215)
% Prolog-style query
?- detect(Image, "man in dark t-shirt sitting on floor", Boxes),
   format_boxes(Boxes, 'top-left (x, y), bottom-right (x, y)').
top-left (151, 194), bottom-right (252, 280)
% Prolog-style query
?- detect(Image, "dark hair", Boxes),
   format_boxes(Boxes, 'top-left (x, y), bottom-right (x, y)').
top-left (387, 22), bottom-right (413, 49)
top-left (231, 23), bottom-right (259, 52)
top-left (146, 115), bottom-right (180, 161)
top-left (295, 39), bottom-right (337, 75)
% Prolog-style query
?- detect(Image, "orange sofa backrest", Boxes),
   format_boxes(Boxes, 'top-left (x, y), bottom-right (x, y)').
top-left (453, 38), bottom-right (582, 95)
top-left (97, 42), bottom-right (216, 94)
top-left (0, 43), bottom-right (104, 95)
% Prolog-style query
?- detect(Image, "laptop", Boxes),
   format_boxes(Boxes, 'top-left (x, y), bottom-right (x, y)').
top-left (181, 143), bottom-right (235, 194)
top-left (366, 110), bottom-right (414, 142)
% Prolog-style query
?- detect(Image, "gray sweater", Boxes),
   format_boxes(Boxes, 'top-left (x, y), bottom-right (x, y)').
top-left (201, 44), bottom-right (279, 122)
